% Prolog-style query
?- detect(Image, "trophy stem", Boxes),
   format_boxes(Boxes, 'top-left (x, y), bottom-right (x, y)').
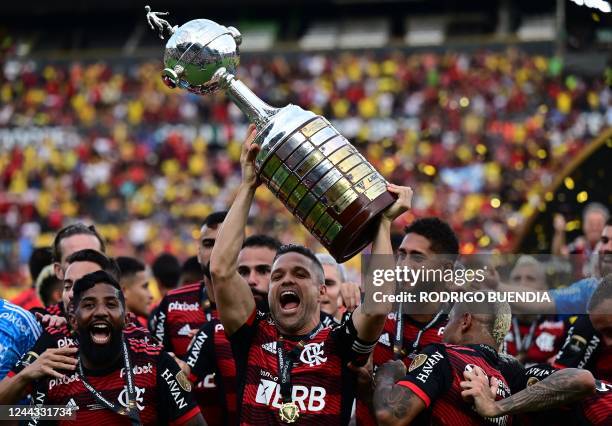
top-left (214, 68), bottom-right (278, 130)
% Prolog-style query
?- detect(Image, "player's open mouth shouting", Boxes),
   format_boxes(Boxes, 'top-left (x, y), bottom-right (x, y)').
top-left (89, 321), bottom-right (113, 345)
top-left (279, 288), bottom-right (301, 314)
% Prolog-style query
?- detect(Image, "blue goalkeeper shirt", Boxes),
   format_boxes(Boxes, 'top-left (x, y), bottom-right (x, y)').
top-left (549, 277), bottom-right (599, 315)
top-left (0, 298), bottom-right (42, 379)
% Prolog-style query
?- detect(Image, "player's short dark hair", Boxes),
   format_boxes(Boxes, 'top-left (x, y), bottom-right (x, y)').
top-left (242, 234), bottom-right (282, 251)
top-left (391, 233), bottom-right (404, 254)
top-left (52, 223), bottom-right (106, 263)
top-left (181, 256), bottom-right (201, 274)
top-left (180, 256), bottom-right (203, 285)
top-left (29, 247), bottom-right (53, 283)
top-left (116, 256), bottom-right (146, 279)
top-left (72, 270), bottom-right (125, 309)
top-left (65, 249), bottom-right (120, 282)
top-left (404, 217), bottom-right (459, 261)
top-left (152, 253), bottom-right (181, 289)
top-left (202, 211), bottom-right (228, 229)
top-left (588, 274), bottom-right (612, 313)
top-left (274, 244), bottom-right (324, 285)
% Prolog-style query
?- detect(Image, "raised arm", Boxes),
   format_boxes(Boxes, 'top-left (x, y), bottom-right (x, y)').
top-left (351, 184), bottom-right (413, 342)
top-left (373, 360), bottom-right (426, 426)
top-left (551, 213), bottom-right (568, 257)
top-left (461, 366), bottom-right (595, 417)
top-left (497, 277), bottom-right (594, 316)
top-left (209, 125), bottom-right (259, 336)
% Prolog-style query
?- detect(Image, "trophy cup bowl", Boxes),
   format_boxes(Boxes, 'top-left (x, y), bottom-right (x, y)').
top-left (161, 19), bottom-right (241, 94)
top-left (153, 13), bottom-right (396, 262)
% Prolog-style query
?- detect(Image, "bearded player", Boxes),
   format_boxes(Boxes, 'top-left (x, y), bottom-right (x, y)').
top-left (0, 249), bottom-right (153, 404)
top-left (3, 270), bottom-right (206, 425)
top-left (210, 124), bottom-right (412, 424)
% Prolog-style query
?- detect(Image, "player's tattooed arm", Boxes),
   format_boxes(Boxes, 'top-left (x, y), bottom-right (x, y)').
top-left (374, 382), bottom-right (421, 426)
top-left (373, 360), bottom-right (426, 426)
top-left (348, 356), bottom-right (375, 409)
top-left (461, 366), bottom-right (595, 417)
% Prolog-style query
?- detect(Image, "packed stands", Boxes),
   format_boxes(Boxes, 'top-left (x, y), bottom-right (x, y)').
top-left (0, 48), bottom-right (610, 289)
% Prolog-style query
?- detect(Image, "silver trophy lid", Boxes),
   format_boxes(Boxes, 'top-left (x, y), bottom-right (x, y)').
top-left (146, 6), bottom-right (241, 94)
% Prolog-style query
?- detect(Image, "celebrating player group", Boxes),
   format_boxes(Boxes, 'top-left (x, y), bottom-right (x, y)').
top-left (0, 123), bottom-right (610, 426)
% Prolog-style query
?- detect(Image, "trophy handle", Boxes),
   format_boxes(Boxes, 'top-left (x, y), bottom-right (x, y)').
top-left (227, 26), bottom-right (242, 46)
top-left (214, 68), bottom-right (279, 131)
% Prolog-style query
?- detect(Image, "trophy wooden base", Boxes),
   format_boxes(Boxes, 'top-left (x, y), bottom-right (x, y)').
top-left (328, 190), bottom-right (397, 262)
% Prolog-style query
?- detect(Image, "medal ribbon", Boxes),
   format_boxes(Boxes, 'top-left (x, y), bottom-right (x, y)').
top-left (392, 301), bottom-right (405, 360)
top-left (200, 283), bottom-right (213, 321)
top-left (393, 309), bottom-right (444, 360)
top-left (512, 317), bottom-right (539, 353)
top-left (77, 337), bottom-right (141, 426)
top-left (277, 323), bottom-right (324, 404)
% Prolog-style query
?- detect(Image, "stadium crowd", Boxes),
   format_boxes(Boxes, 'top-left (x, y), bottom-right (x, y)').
top-left (1, 48), bottom-right (611, 292)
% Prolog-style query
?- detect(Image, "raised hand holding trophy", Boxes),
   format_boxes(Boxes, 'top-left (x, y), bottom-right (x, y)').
top-left (146, 6), bottom-right (396, 262)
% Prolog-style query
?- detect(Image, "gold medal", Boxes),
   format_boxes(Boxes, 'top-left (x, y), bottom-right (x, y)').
top-left (176, 371), bottom-right (192, 392)
top-left (118, 400), bottom-right (135, 416)
top-left (279, 401), bottom-right (300, 423)
top-left (118, 401), bottom-right (136, 416)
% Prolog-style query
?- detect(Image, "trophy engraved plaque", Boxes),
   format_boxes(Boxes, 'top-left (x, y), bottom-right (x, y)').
top-left (146, 6), bottom-right (396, 262)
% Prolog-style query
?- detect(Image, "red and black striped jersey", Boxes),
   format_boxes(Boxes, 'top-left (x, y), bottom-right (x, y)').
top-left (185, 316), bottom-right (238, 426)
top-left (44, 301), bottom-right (65, 317)
top-left (149, 282), bottom-right (209, 357)
top-left (356, 312), bottom-right (446, 426)
top-left (500, 360), bottom-right (612, 426)
top-left (148, 282), bottom-right (211, 422)
top-left (230, 309), bottom-right (376, 425)
top-left (584, 380), bottom-right (612, 426)
top-left (504, 317), bottom-right (565, 366)
top-left (22, 337), bottom-right (201, 425)
top-left (553, 315), bottom-right (612, 382)
top-left (27, 301), bottom-right (66, 329)
top-left (373, 313), bottom-right (447, 367)
top-left (398, 343), bottom-right (513, 426)
top-left (125, 312), bottom-right (159, 345)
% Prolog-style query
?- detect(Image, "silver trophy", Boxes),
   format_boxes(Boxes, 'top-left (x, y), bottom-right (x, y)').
top-left (146, 6), bottom-right (395, 262)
